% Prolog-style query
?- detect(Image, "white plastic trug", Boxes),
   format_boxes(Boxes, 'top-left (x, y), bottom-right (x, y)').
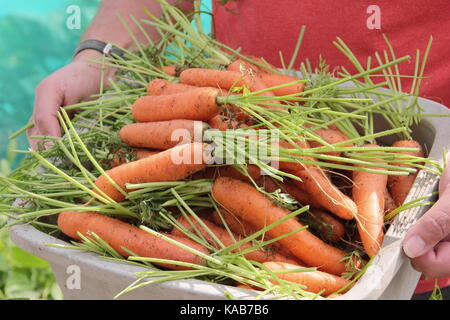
top-left (9, 95), bottom-right (450, 300)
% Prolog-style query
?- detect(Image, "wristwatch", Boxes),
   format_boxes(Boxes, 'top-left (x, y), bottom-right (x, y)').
top-left (74, 39), bottom-right (126, 59)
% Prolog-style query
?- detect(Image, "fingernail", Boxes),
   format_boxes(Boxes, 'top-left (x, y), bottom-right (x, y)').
top-left (403, 236), bottom-right (426, 258)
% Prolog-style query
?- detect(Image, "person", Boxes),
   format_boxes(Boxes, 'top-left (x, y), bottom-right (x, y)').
top-left (27, 0), bottom-right (450, 298)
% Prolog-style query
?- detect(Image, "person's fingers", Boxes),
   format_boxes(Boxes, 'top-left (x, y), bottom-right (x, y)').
top-left (27, 79), bottom-right (63, 149)
top-left (410, 241), bottom-right (450, 279)
top-left (439, 163), bottom-right (450, 195)
top-left (403, 186), bottom-right (450, 258)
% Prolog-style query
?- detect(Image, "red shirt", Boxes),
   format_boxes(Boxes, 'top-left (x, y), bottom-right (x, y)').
top-left (212, 0), bottom-right (450, 294)
top-left (213, 0), bottom-right (450, 107)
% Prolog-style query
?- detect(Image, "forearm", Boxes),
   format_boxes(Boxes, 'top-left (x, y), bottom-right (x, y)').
top-left (80, 0), bottom-right (193, 49)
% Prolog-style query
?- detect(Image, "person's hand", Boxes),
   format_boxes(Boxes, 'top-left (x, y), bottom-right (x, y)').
top-left (27, 50), bottom-right (114, 150)
top-left (403, 163), bottom-right (450, 279)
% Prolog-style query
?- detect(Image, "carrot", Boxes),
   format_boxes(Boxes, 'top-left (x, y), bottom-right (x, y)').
top-left (108, 148), bottom-right (159, 168)
top-left (57, 211), bottom-right (208, 270)
top-left (235, 283), bottom-right (260, 291)
top-left (256, 177), bottom-right (343, 241)
top-left (263, 261), bottom-right (350, 295)
top-left (172, 216), bottom-right (299, 264)
top-left (147, 78), bottom-right (197, 96)
top-left (307, 127), bottom-right (353, 158)
top-left (283, 180), bottom-right (325, 209)
top-left (255, 175), bottom-right (324, 209)
top-left (290, 167), bottom-right (357, 220)
top-left (352, 144), bottom-right (387, 257)
top-left (179, 68), bottom-right (277, 97)
top-left (94, 142), bottom-right (208, 201)
top-left (212, 177), bottom-right (348, 275)
top-left (277, 139), bottom-right (315, 173)
top-left (278, 140), bottom-right (357, 219)
top-left (120, 120), bottom-right (209, 150)
top-left (132, 87), bottom-right (222, 122)
top-left (227, 56), bottom-right (277, 74)
top-left (387, 140), bottom-right (424, 206)
top-left (135, 149), bottom-right (160, 160)
top-left (257, 73), bottom-right (304, 96)
top-left (179, 68), bottom-right (249, 90)
top-left (215, 165), bottom-right (261, 181)
top-left (162, 65), bottom-right (177, 76)
top-left (306, 209), bottom-right (345, 242)
top-left (384, 189), bottom-right (397, 216)
top-left (189, 165), bottom-right (261, 182)
top-left (180, 68), bottom-right (282, 110)
top-left (209, 207), bottom-right (301, 262)
top-left (210, 209), bottom-right (259, 238)
top-left (208, 115), bottom-right (248, 131)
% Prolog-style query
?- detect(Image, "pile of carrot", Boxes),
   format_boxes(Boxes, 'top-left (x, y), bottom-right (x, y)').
top-left (56, 55), bottom-right (426, 298)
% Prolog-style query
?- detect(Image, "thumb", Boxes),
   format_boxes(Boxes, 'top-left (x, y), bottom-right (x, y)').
top-left (403, 185), bottom-right (450, 258)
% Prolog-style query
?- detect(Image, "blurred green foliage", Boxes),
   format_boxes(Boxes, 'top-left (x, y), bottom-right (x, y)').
top-left (0, 229), bottom-right (63, 300)
top-left (0, 141), bottom-right (62, 299)
top-left (0, 1), bottom-right (101, 299)
top-left (0, 0), bottom-right (100, 162)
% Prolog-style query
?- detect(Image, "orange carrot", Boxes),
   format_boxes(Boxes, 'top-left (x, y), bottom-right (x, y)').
top-left (227, 56), bottom-right (277, 74)
top-left (120, 120), bottom-right (209, 150)
top-left (57, 211), bottom-right (208, 270)
top-left (212, 177), bottom-right (348, 275)
top-left (283, 180), bottom-right (325, 209)
top-left (290, 166), bottom-right (357, 220)
top-left (94, 142), bottom-right (208, 201)
top-left (307, 127), bottom-right (353, 158)
top-left (210, 209), bottom-right (259, 238)
top-left (215, 165), bottom-right (261, 181)
top-left (208, 115), bottom-right (248, 131)
top-left (172, 216), bottom-right (299, 264)
top-left (235, 283), bottom-right (260, 291)
top-left (135, 149), bottom-right (160, 160)
top-left (246, 74), bottom-right (283, 109)
top-left (278, 140), bottom-right (357, 219)
top-left (257, 73), bottom-right (304, 96)
top-left (255, 175), bottom-right (324, 209)
top-left (263, 261), bottom-right (350, 295)
top-left (147, 78), bottom-right (197, 96)
top-left (352, 144), bottom-right (387, 257)
top-left (162, 65), bottom-right (177, 77)
top-left (180, 68), bottom-right (282, 110)
top-left (384, 189), bottom-right (397, 216)
top-left (306, 209), bottom-right (345, 242)
top-left (188, 165), bottom-right (261, 182)
top-left (277, 139), bottom-right (314, 173)
top-left (132, 87), bottom-right (222, 122)
top-left (387, 140), bottom-right (424, 206)
top-left (108, 148), bottom-right (159, 168)
top-left (209, 207), bottom-right (301, 262)
top-left (179, 68), bottom-right (249, 90)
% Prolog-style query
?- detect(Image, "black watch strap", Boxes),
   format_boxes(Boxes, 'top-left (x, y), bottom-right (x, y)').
top-left (74, 39), bottom-right (126, 59)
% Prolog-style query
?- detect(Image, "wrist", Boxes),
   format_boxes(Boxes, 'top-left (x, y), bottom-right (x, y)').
top-left (72, 49), bottom-right (116, 79)
top-left (73, 49), bottom-right (104, 62)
